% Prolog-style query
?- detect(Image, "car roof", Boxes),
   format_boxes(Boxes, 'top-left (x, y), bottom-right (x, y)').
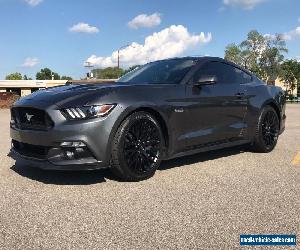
top-left (155, 56), bottom-right (253, 75)
top-left (156, 56), bottom-right (223, 61)
top-left (154, 56), bottom-right (237, 66)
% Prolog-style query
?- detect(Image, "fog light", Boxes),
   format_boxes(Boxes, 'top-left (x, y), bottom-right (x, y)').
top-left (60, 141), bottom-right (86, 147)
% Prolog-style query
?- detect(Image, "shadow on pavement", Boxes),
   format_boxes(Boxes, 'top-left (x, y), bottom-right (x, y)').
top-left (159, 145), bottom-right (247, 171)
top-left (9, 145), bottom-right (248, 185)
top-left (10, 163), bottom-right (112, 185)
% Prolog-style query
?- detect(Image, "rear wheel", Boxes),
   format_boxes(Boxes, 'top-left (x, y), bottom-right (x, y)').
top-left (252, 106), bottom-right (280, 153)
top-left (110, 111), bottom-right (164, 181)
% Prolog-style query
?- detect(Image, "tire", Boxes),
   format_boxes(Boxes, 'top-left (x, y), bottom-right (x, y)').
top-left (251, 105), bottom-right (280, 153)
top-left (110, 111), bottom-right (164, 181)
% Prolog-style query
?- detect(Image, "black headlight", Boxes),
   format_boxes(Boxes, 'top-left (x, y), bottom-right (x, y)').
top-left (61, 104), bottom-right (116, 120)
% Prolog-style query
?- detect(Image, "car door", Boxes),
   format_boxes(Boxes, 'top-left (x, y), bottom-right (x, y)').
top-left (177, 61), bottom-right (248, 151)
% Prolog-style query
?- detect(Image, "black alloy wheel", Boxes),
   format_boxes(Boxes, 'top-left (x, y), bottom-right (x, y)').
top-left (123, 118), bottom-right (161, 174)
top-left (261, 110), bottom-right (279, 149)
top-left (111, 111), bottom-right (164, 181)
top-left (252, 106), bottom-right (280, 153)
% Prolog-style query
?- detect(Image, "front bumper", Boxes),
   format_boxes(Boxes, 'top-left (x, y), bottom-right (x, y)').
top-left (10, 106), bottom-right (118, 170)
top-left (10, 148), bottom-right (106, 170)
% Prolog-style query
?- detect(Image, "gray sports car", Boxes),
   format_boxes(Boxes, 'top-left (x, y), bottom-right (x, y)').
top-left (10, 57), bottom-right (286, 181)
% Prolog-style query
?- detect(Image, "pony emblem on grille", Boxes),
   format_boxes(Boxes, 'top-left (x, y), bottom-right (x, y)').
top-left (25, 113), bottom-right (34, 122)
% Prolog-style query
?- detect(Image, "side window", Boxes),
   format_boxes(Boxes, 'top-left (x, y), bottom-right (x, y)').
top-left (193, 61), bottom-right (238, 84)
top-left (233, 67), bottom-right (252, 84)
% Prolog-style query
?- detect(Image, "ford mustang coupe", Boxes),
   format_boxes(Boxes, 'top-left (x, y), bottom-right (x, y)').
top-left (10, 57), bottom-right (286, 181)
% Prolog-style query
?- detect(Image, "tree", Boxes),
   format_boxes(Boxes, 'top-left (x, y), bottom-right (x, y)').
top-left (92, 67), bottom-right (124, 79)
top-left (36, 68), bottom-right (60, 80)
top-left (5, 72), bottom-right (22, 80)
top-left (243, 31), bottom-right (269, 80)
top-left (61, 76), bottom-right (73, 80)
top-left (23, 75), bottom-right (32, 80)
top-left (280, 60), bottom-right (300, 95)
top-left (241, 30), bottom-right (266, 63)
top-left (259, 34), bottom-right (288, 84)
top-left (224, 30), bottom-right (288, 84)
top-left (122, 65), bottom-right (141, 75)
top-left (224, 44), bottom-right (243, 66)
top-left (226, 31), bottom-right (266, 71)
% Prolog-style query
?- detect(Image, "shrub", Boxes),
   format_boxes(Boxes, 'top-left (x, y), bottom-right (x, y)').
top-left (0, 92), bottom-right (20, 109)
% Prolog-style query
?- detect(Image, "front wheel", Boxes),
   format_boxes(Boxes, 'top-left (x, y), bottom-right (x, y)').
top-left (110, 111), bottom-right (164, 181)
top-left (251, 106), bottom-right (280, 153)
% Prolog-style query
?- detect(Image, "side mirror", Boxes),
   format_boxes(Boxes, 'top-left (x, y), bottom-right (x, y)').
top-left (194, 75), bottom-right (217, 86)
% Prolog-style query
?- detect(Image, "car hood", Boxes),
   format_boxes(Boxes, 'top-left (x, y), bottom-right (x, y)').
top-left (14, 83), bottom-right (123, 108)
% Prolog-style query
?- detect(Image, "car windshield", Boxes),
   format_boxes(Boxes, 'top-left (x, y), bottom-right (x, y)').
top-left (117, 58), bottom-right (197, 84)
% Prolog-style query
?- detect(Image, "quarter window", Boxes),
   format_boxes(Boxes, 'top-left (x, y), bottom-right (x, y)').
top-left (193, 61), bottom-right (252, 84)
top-left (233, 67), bottom-right (252, 84)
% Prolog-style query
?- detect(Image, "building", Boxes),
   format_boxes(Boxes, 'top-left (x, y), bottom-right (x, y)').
top-left (0, 80), bottom-right (67, 96)
top-left (275, 78), bottom-right (298, 96)
top-left (0, 79), bottom-right (116, 97)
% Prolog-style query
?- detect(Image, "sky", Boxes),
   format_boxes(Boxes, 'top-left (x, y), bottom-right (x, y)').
top-left (0, 0), bottom-right (300, 79)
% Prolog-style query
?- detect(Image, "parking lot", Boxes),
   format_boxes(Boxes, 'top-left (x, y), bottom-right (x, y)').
top-left (0, 104), bottom-right (299, 249)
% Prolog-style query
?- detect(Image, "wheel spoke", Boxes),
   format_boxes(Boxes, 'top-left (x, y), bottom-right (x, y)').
top-left (261, 110), bottom-right (279, 148)
top-left (123, 117), bottom-right (161, 174)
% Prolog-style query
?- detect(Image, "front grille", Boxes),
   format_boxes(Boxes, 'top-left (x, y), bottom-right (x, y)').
top-left (11, 107), bottom-right (54, 130)
top-left (12, 140), bottom-right (49, 159)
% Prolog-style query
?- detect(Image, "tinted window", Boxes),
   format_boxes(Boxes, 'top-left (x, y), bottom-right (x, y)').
top-left (194, 61), bottom-right (251, 84)
top-left (233, 67), bottom-right (252, 84)
top-left (117, 59), bottom-right (196, 84)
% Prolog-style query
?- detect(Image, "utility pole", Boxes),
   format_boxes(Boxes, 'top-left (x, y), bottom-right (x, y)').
top-left (84, 61), bottom-right (94, 79)
top-left (117, 50), bottom-right (120, 69)
top-left (117, 44), bottom-right (131, 69)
